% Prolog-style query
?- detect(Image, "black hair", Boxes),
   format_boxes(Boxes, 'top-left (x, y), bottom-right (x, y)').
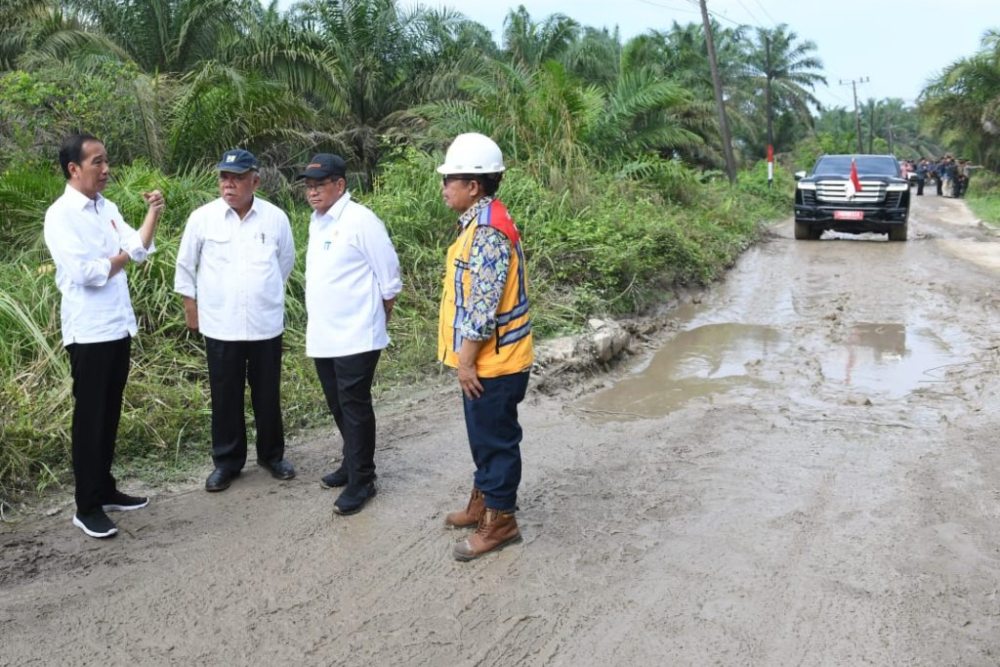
top-left (58, 133), bottom-right (101, 179)
top-left (474, 172), bottom-right (503, 197)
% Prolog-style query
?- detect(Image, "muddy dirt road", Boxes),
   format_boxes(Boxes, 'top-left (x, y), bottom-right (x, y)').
top-left (4, 193), bottom-right (1000, 666)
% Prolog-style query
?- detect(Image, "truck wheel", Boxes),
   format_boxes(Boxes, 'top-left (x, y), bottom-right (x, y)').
top-left (888, 223), bottom-right (908, 242)
top-left (794, 221), bottom-right (818, 240)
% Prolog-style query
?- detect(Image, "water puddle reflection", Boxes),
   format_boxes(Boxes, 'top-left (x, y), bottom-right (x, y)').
top-left (578, 324), bottom-right (784, 421)
top-left (819, 323), bottom-right (956, 398)
top-left (578, 321), bottom-right (961, 422)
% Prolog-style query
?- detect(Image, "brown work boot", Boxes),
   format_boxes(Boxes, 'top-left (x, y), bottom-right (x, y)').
top-left (453, 508), bottom-right (522, 561)
top-left (444, 487), bottom-right (485, 528)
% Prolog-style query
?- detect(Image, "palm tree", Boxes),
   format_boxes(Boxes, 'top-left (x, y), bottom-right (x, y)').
top-left (63, 0), bottom-right (255, 74)
top-left (587, 66), bottom-right (702, 163)
top-left (502, 5), bottom-right (579, 69)
top-left (620, 22), bottom-right (742, 169)
top-left (0, 0), bottom-right (54, 69)
top-left (560, 26), bottom-right (622, 89)
top-left (31, 0), bottom-right (339, 172)
top-left (292, 0), bottom-right (464, 187)
top-left (742, 24), bottom-right (825, 155)
top-left (921, 30), bottom-right (1000, 168)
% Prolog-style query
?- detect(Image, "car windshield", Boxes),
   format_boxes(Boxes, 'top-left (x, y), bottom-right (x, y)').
top-left (812, 156), bottom-right (899, 177)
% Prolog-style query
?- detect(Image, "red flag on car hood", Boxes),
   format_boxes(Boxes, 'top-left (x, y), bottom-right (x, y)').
top-left (849, 158), bottom-right (863, 192)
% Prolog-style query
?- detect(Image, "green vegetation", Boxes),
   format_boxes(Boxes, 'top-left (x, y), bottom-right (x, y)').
top-left (921, 30), bottom-right (1000, 170)
top-left (0, 1), bottom-right (994, 505)
top-left (0, 155), bottom-right (785, 503)
top-left (965, 170), bottom-right (1000, 225)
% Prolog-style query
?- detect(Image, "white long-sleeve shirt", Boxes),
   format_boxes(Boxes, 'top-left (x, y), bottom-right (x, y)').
top-left (305, 193), bottom-right (402, 357)
top-left (174, 196), bottom-right (295, 341)
top-left (44, 184), bottom-right (154, 346)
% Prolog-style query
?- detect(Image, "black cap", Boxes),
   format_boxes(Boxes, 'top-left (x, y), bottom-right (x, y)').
top-left (216, 148), bottom-right (259, 173)
top-left (298, 153), bottom-right (347, 180)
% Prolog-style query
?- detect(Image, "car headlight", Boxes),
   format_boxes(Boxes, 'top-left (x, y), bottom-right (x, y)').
top-left (797, 182), bottom-right (816, 191)
top-left (886, 183), bottom-right (908, 192)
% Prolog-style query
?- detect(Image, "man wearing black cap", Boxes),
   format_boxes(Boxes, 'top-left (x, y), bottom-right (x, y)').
top-left (175, 149), bottom-right (297, 492)
top-left (299, 153), bottom-right (401, 515)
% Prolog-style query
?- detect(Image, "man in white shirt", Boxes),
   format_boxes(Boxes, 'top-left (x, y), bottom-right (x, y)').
top-left (299, 153), bottom-right (402, 515)
top-left (44, 133), bottom-right (164, 538)
top-left (174, 149), bottom-right (296, 492)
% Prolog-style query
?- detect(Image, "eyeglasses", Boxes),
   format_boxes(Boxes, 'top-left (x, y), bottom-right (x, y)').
top-left (442, 175), bottom-right (474, 186)
top-left (302, 179), bottom-right (333, 192)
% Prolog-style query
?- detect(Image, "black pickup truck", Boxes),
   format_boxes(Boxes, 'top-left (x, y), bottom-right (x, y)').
top-left (793, 154), bottom-right (911, 241)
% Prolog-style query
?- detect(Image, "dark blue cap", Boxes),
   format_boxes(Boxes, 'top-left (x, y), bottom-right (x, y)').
top-left (297, 153), bottom-right (347, 180)
top-left (216, 149), bottom-right (259, 173)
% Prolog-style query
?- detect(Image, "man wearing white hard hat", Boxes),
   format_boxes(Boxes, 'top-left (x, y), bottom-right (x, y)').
top-left (437, 132), bottom-right (534, 561)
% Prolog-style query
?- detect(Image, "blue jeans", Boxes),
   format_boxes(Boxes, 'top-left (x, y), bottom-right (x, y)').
top-left (462, 371), bottom-right (530, 511)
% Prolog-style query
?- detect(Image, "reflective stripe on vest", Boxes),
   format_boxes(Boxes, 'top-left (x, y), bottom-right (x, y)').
top-left (437, 199), bottom-right (533, 376)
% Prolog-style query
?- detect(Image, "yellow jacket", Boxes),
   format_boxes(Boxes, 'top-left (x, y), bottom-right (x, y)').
top-left (438, 199), bottom-right (533, 377)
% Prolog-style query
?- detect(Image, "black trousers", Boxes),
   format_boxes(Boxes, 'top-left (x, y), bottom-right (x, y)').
top-left (67, 336), bottom-right (131, 514)
top-left (314, 350), bottom-right (381, 487)
top-left (204, 335), bottom-right (285, 471)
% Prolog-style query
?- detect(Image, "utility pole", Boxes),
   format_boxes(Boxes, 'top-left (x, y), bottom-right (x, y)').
top-left (699, 0), bottom-right (737, 184)
top-left (840, 77), bottom-right (869, 154)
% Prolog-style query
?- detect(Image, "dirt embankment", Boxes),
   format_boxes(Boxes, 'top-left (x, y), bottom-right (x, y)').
top-left (3, 193), bottom-right (1000, 666)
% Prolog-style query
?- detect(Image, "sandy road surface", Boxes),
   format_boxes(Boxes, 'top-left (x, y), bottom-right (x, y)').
top-left (3, 193), bottom-right (1000, 666)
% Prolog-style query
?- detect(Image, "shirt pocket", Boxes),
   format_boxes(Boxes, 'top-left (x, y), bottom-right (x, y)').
top-left (203, 229), bottom-right (232, 264)
top-left (251, 240), bottom-right (279, 266)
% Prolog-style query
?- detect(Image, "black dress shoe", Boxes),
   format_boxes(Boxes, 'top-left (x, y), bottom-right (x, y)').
top-left (259, 458), bottom-right (296, 481)
top-left (321, 469), bottom-right (378, 489)
top-left (333, 482), bottom-right (377, 516)
top-left (320, 467), bottom-right (348, 488)
top-left (205, 468), bottom-right (240, 492)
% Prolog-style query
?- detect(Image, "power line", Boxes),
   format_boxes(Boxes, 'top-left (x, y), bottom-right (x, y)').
top-left (733, 0), bottom-right (762, 27)
top-left (840, 77), bottom-right (870, 153)
top-left (634, 0), bottom-right (701, 14)
top-left (750, 0), bottom-right (778, 26)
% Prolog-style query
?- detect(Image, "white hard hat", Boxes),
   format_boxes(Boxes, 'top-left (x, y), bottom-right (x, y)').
top-left (437, 133), bottom-right (505, 175)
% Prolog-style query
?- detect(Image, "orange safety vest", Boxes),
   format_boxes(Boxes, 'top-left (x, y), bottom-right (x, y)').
top-left (437, 199), bottom-right (533, 377)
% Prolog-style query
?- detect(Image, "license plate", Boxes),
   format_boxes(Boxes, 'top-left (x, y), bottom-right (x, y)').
top-left (833, 210), bottom-right (864, 221)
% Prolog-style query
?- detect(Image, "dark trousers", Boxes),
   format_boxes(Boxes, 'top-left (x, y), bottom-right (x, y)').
top-left (936, 177), bottom-right (943, 195)
top-left (916, 178), bottom-right (924, 195)
top-left (462, 371), bottom-right (530, 511)
top-left (67, 336), bottom-right (131, 514)
top-left (204, 335), bottom-right (285, 471)
top-left (314, 350), bottom-right (381, 487)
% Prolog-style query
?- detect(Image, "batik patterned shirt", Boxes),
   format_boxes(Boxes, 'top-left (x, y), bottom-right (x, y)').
top-left (456, 196), bottom-right (511, 342)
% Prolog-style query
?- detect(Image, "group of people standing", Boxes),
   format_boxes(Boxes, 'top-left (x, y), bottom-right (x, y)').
top-left (902, 156), bottom-right (974, 198)
top-left (43, 131), bottom-right (532, 562)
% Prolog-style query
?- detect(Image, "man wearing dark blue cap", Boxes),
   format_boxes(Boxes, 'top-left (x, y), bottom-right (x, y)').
top-left (175, 149), bottom-right (297, 492)
top-left (299, 153), bottom-right (401, 515)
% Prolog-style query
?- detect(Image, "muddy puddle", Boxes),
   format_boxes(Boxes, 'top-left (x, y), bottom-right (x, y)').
top-left (579, 318), bottom-right (963, 422)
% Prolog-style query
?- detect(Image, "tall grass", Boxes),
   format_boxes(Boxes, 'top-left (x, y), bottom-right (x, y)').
top-left (966, 169), bottom-right (1000, 225)
top-left (0, 154), bottom-right (784, 504)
